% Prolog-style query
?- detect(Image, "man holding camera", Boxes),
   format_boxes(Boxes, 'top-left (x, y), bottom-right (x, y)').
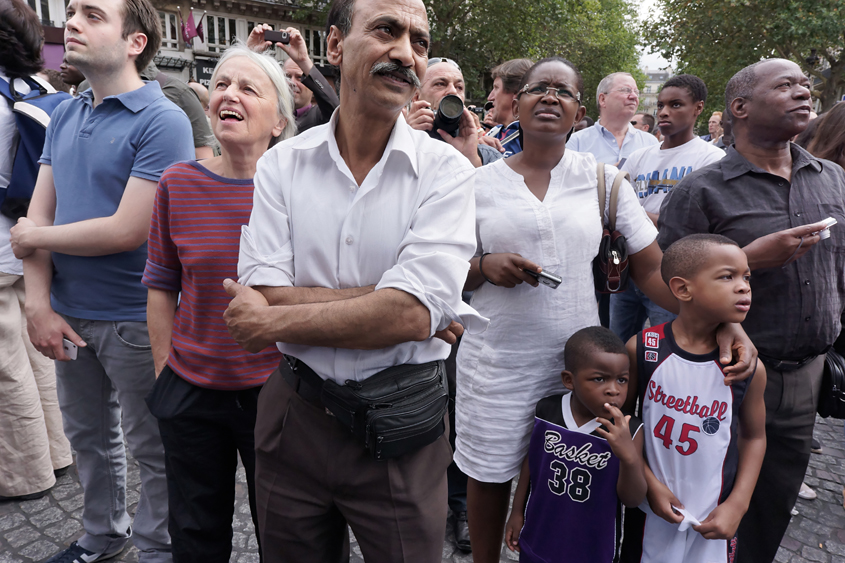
top-left (407, 58), bottom-right (502, 169)
top-left (248, 25), bottom-right (339, 133)
top-left (223, 0), bottom-right (487, 561)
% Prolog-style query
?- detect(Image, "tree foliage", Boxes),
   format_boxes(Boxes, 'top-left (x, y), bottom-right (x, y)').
top-left (303, 0), bottom-right (642, 117)
top-left (424, 0), bottom-right (643, 115)
top-left (642, 0), bottom-right (845, 123)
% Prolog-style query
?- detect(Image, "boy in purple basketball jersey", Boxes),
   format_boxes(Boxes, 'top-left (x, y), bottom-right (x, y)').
top-left (505, 327), bottom-right (647, 563)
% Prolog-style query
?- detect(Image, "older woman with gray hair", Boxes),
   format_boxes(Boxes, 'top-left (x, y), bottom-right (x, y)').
top-left (142, 43), bottom-right (295, 562)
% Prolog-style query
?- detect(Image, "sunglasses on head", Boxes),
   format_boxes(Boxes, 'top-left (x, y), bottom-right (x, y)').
top-left (427, 57), bottom-right (461, 72)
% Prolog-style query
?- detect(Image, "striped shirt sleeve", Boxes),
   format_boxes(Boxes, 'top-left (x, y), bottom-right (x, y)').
top-left (143, 170), bottom-right (182, 292)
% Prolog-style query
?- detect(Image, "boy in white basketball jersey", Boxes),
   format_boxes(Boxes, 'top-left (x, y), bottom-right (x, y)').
top-left (620, 234), bottom-right (767, 563)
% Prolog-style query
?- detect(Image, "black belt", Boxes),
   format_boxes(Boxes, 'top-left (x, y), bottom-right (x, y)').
top-left (279, 356), bottom-right (324, 408)
top-left (759, 352), bottom-right (822, 372)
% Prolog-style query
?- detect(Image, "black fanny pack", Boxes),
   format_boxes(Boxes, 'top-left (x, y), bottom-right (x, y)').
top-left (288, 357), bottom-right (448, 461)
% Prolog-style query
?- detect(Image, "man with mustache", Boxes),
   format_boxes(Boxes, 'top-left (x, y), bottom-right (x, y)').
top-left (222, 0), bottom-right (486, 561)
top-left (656, 58), bottom-right (845, 563)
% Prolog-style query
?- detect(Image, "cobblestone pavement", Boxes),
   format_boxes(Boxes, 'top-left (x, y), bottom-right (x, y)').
top-left (2, 416), bottom-right (844, 563)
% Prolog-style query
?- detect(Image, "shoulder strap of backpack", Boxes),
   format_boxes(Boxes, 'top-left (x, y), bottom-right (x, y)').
top-left (596, 161), bottom-right (607, 228)
top-left (608, 169), bottom-right (631, 232)
top-left (0, 75), bottom-right (55, 102)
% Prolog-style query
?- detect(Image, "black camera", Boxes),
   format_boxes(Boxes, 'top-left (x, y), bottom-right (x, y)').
top-left (264, 30), bottom-right (290, 44)
top-left (429, 94), bottom-right (464, 139)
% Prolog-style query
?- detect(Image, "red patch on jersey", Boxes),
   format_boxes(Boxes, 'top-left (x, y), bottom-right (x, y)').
top-left (645, 350), bottom-right (658, 362)
top-left (645, 332), bottom-right (659, 349)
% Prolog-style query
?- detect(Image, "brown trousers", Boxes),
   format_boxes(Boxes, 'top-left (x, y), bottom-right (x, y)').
top-left (254, 367), bottom-right (452, 563)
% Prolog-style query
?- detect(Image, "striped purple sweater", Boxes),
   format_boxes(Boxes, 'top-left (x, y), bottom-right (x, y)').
top-left (143, 160), bottom-right (280, 390)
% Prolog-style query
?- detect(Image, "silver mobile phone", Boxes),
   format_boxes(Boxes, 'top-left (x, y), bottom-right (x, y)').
top-left (524, 269), bottom-right (562, 289)
top-left (62, 337), bottom-right (78, 360)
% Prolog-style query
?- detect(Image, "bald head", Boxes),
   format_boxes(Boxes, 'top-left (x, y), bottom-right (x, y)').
top-left (419, 61), bottom-right (465, 108)
top-left (187, 81), bottom-right (209, 112)
top-left (725, 58), bottom-right (811, 142)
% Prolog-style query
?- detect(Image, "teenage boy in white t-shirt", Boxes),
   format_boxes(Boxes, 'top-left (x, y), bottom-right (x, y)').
top-left (610, 74), bottom-right (726, 343)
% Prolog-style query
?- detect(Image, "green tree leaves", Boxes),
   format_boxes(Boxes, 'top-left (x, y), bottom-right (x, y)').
top-left (425, 0), bottom-right (643, 115)
top-left (642, 0), bottom-right (844, 125)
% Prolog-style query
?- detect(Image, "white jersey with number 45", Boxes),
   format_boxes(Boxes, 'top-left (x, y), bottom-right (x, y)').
top-left (623, 321), bottom-right (752, 563)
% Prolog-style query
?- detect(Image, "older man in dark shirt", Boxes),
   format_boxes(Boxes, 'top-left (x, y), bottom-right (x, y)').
top-left (657, 58), bottom-right (845, 563)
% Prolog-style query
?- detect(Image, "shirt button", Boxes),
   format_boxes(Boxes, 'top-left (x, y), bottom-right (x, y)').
top-left (795, 212), bottom-right (802, 217)
top-left (349, 185), bottom-right (355, 192)
top-left (805, 316), bottom-right (811, 322)
top-left (778, 182), bottom-right (785, 187)
top-left (345, 236), bottom-right (354, 245)
top-left (805, 280), bottom-right (811, 285)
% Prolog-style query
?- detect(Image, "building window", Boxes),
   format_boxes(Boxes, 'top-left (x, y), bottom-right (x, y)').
top-left (160, 12), bottom-right (179, 50)
top-left (303, 27), bottom-right (328, 66)
top-left (28, 0), bottom-right (52, 25)
top-left (205, 14), bottom-right (238, 53)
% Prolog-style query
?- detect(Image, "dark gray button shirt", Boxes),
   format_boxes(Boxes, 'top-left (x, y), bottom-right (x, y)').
top-left (657, 143), bottom-right (845, 360)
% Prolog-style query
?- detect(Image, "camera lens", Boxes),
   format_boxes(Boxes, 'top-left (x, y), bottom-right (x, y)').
top-left (438, 95), bottom-right (464, 120)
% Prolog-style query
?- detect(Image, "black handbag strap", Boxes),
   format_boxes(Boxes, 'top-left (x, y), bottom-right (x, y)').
top-left (595, 162), bottom-right (631, 232)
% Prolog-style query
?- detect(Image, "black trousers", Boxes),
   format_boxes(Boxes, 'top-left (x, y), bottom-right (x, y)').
top-left (736, 356), bottom-right (824, 563)
top-left (146, 366), bottom-right (263, 563)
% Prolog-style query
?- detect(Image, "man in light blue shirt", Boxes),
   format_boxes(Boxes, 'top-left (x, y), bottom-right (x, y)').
top-left (567, 72), bottom-right (658, 166)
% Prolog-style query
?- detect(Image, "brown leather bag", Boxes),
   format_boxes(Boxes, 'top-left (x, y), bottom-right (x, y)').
top-left (593, 162), bottom-right (631, 293)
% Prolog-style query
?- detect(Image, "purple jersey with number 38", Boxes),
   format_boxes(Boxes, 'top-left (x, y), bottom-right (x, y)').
top-left (519, 393), bottom-right (642, 563)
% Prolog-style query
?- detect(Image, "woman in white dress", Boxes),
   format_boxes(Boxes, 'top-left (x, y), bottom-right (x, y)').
top-left (454, 57), bottom-right (755, 562)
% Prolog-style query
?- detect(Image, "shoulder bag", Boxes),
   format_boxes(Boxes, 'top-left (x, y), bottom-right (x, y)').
top-left (593, 162), bottom-right (631, 294)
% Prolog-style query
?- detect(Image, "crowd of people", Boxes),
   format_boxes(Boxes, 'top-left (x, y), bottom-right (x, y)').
top-left (2, 0), bottom-right (845, 562)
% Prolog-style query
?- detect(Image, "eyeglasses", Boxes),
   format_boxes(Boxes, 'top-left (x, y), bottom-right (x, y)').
top-left (612, 87), bottom-right (640, 97)
top-left (428, 57), bottom-right (461, 71)
top-left (519, 82), bottom-right (581, 102)
top-left (630, 120), bottom-right (640, 126)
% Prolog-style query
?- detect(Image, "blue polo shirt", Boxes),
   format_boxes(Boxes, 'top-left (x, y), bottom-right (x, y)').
top-left (566, 121), bottom-right (658, 166)
top-left (39, 81), bottom-right (194, 321)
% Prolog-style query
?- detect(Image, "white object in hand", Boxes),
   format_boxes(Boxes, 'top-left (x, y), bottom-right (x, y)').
top-left (62, 337), bottom-right (78, 360)
top-left (672, 505), bottom-right (701, 532)
top-left (818, 216), bottom-right (837, 240)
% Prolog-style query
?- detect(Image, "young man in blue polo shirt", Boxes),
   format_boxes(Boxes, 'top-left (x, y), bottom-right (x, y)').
top-left (9, 0), bottom-right (193, 560)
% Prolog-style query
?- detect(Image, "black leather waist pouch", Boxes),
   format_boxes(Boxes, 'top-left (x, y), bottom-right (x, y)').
top-left (292, 358), bottom-right (448, 461)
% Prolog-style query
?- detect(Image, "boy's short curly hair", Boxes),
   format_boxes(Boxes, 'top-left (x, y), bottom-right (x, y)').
top-left (661, 73), bottom-right (708, 103)
top-left (661, 234), bottom-right (740, 286)
top-left (0, 0), bottom-right (44, 78)
top-left (564, 326), bottom-right (627, 374)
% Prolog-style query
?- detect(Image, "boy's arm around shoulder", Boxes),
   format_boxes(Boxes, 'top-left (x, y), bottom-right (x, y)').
top-left (693, 362), bottom-right (767, 540)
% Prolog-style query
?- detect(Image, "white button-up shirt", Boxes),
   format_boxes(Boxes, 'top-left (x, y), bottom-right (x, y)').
top-left (566, 121), bottom-right (659, 165)
top-left (239, 111), bottom-right (488, 383)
